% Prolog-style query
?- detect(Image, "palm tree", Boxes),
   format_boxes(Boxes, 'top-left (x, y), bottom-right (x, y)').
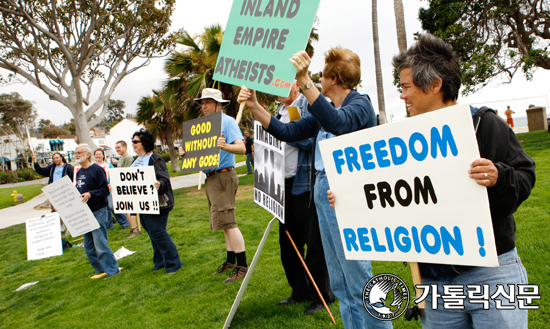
top-left (372, 0), bottom-right (387, 124)
top-left (165, 25), bottom-right (244, 120)
top-left (136, 88), bottom-right (182, 172)
top-left (394, 0), bottom-right (410, 118)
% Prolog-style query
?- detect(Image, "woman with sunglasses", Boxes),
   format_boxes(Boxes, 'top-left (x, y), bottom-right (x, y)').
top-left (130, 129), bottom-right (182, 274)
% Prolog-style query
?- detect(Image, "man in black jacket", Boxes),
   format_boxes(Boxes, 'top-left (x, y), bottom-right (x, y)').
top-left (392, 34), bottom-right (536, 328)
top-left (74, 144), bottom-right (120, 278)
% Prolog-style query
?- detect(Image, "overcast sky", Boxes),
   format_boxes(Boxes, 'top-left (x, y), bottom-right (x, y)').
top-left (1, 0), bottom-right (549, 126)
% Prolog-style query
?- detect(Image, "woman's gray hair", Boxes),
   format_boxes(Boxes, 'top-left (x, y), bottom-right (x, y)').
top-left (392, 33), bottom-right (461, 103)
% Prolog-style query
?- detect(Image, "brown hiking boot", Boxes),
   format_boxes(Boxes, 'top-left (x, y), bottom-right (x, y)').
top-left (224, 266), bottom-right (248, 283)
top-left (211, 262), bottom-right (236, 276)
top-left (126, 228), bottom-right (139, 239)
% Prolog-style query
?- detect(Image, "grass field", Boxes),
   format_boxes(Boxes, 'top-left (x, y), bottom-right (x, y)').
top-left (0, 132), bottom-right (548, 328)
top-left (0, 184), bottom-right (43, 210)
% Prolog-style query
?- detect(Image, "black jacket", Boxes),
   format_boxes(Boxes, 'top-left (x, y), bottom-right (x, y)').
top-left (34, 161), bottom-right (74, 184)
top-left (420, 107), bottom-right (536, 279)
top-left (134, 153), bottom-right (174, 214)
top-left (473, 107), bottom-right (536, 255)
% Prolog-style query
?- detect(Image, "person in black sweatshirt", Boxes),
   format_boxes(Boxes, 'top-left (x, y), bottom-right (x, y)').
top-left (74, 144), bottom-right (120, 278)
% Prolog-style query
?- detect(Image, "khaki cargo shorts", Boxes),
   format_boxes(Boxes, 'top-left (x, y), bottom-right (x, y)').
top-left (205, 170), bottom-right (239, 231)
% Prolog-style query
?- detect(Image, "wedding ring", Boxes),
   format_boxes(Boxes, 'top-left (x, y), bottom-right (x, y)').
top-left (484, 173), bottom-right (488, 179)
top-left (296, 59), bottom-right (301, 64)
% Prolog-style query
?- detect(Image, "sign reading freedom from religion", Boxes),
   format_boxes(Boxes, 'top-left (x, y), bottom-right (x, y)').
top-left (110, 166), bottom-right (160, 215)
top-left (253, 121), bottom-right (285, 223)
top-left (42, 176), bottom-right (99, 237)
top-left (318, 104), bottom-right (498, 267)
top-left (213, 0), bottom-right (321, 97)
top-left (180, 111), bottom-right (222, 173)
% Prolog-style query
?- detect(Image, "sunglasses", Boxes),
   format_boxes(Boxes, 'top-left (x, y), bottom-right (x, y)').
top-left (318, 71), bottom-right (323, 78)
top-left (131, 140), bottom-right (142, 144)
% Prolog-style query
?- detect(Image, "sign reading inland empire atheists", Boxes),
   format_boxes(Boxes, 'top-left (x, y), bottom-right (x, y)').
top-left (318, 104), bottom-right (498, 267)
top-left (213, 0), bottom-right (321, 97)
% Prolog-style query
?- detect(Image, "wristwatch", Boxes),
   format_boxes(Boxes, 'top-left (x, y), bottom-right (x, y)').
top-left (300, 81), bottom-right (313, 90)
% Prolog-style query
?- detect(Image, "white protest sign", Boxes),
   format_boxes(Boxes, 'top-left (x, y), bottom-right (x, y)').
top-left (318, 104), bottom-right (498, 267)
top-left (25, 213), bottom-right (63, 261)
top-left (42, 176), bottom-right (99, 237)
top-left (253, 121), bottom-right (285, 223)
top-left (110, 166), bottom-right (160, 215)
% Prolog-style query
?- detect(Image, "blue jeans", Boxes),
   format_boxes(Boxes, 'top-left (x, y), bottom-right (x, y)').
top-left (106, 194), bottom-right (130, 229)
top-left (314, 173), bottom-right (392, 329)
top-left (246, 154), bottom-right (254, 174)
top-left (83, 206), bottom-right (120, 276)
top-left (421, 248), bottom-right (528, 329)
top-left (140, 212), bottom-right (182, 273)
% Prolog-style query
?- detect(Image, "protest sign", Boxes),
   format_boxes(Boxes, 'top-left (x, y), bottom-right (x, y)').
top-left (26, 213), bottom-right (62, 261)
top-left (42, 176), bottom-right (99, 237)
top-left (213, 0), bottom-right (321, 97)
top-left (181, 111), bottom-right (223, 173)
top-left (110, 166), bottom-right (160, 215)
top-left (318, 104), bottom-right (498, 267)
top-left (253, 121), bottom-right (285, 223)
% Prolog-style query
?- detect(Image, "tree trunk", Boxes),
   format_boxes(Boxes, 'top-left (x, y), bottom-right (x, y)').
top-left (74, 108), bottom-right (97, 149)
top-left (394, 0), bottom-right (410, 118)
top-left (165, 128), bottom-right (179, 172)
top-left (372, 0), bottom-right (387, 124)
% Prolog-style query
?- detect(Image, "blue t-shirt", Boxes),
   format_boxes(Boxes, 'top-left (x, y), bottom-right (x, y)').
top-left (203, 113), bottom-right (244, 174)
top-left (131, 153), bottom-right (152, 167)
top-left (52, 164), bottom-right (65, 182)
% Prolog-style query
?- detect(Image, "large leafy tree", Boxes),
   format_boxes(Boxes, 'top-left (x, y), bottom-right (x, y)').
top-left (0, 0), bottom-right (179, 148)
top-left (419, 0), bottom-right (550, 94)
top-left (39, 119), bottom-right (69, 138)
top-left (0, 92), bottom-right (37, 167)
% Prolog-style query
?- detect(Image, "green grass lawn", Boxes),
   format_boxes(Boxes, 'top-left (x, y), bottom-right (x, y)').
top-left (0, 132), bottom-right (548, 328)
top-left (0, 184), bottom-right (43, 210)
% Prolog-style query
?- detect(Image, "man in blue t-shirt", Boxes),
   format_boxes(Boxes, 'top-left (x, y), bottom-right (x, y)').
top-left (193, 88), bottom-right (248, 283)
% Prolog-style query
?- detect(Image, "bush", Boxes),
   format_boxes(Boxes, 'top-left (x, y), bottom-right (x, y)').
top-left (159, 152), bottom-right (171, 163)
top-left (0, 171), bottom-right (16, 184)
top-left (16, 168), bottom-right (36, 181)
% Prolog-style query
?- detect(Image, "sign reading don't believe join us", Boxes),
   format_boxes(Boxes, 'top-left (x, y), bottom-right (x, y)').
top-left (318, 104), bottom-right (498, 267)
top-left (110, 166), bottom-right (160, 215)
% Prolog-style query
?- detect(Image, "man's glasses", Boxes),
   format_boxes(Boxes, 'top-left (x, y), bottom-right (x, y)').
top-left (131, 140), bottom-right (142, 144)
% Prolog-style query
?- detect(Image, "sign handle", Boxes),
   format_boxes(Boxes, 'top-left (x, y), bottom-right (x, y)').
top-left (236, 101), bottom-right (246, 125)
top-left (410, 262), bottom-right (425, 309)
top-left (285, 229), bottom-right (336, 324)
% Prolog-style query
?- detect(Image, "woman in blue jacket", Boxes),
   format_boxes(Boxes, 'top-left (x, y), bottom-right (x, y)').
top-left (238, 48), bottom-right (391, 329)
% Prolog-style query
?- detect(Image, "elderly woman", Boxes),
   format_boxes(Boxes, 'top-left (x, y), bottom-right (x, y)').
top-left (238, 48), bottom-right (390, 329)
top-left (131, 129), bottom-right (182, 274)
